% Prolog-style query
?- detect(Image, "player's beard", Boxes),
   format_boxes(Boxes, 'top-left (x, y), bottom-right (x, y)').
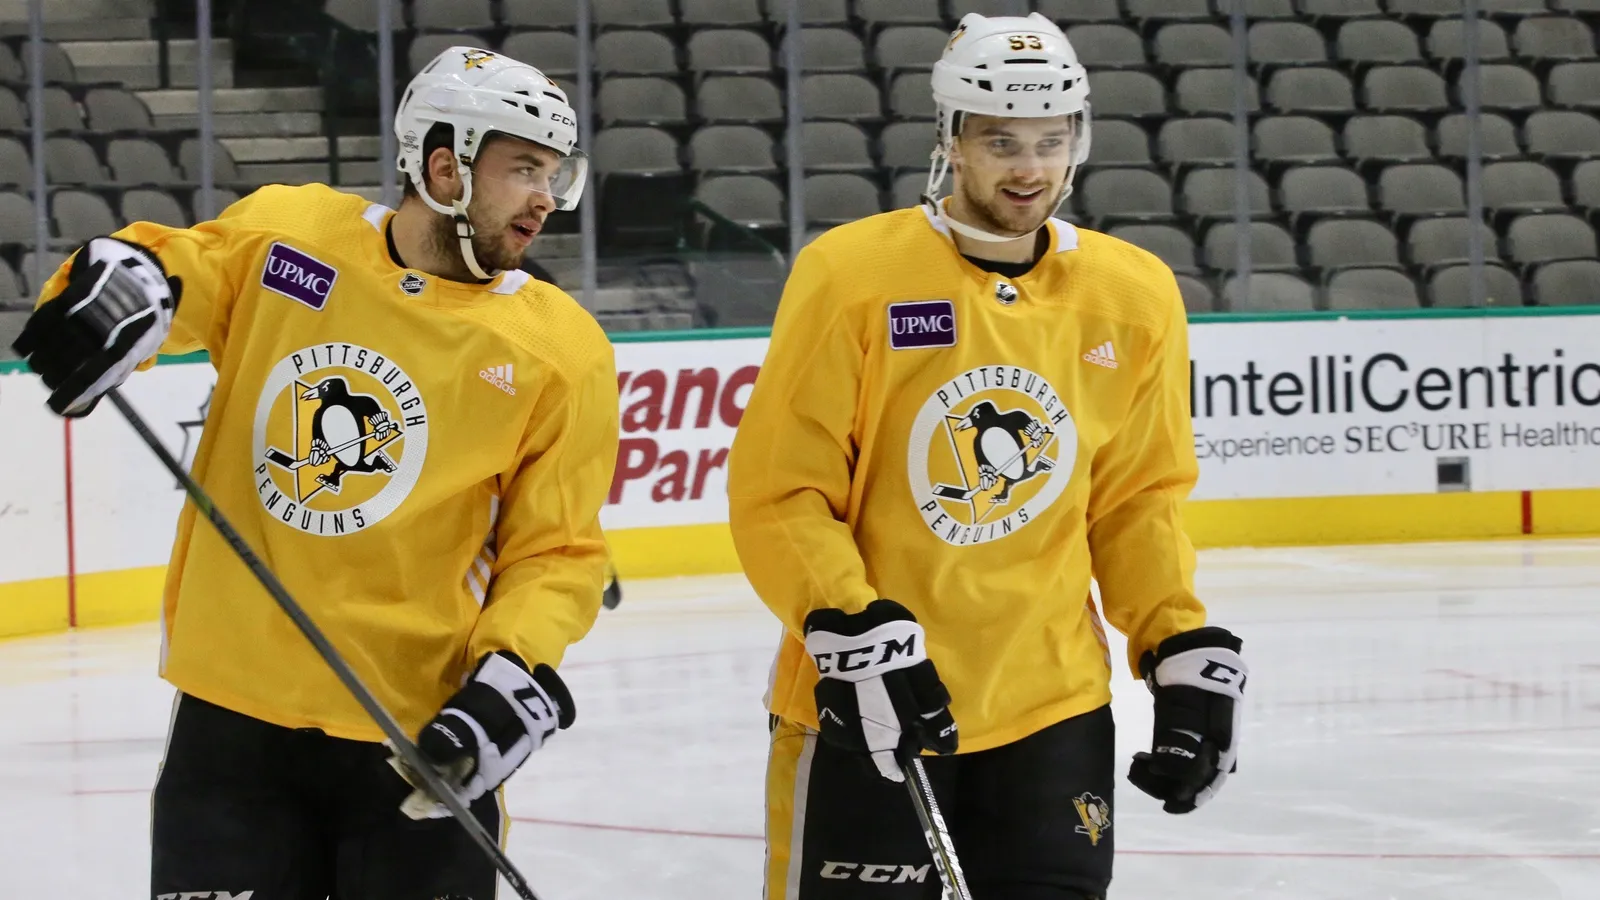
top-left (958, 175), bottom-right (1061, 239)
top-left (426, 206), bottom-right (525, 277)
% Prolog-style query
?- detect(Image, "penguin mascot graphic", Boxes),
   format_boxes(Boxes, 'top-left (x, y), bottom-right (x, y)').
top-left (301, 376), bottom-right (399, 493)
top-left (957, 400), bottom-right (1055, 503)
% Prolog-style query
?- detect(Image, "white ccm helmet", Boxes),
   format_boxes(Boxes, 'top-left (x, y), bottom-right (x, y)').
top-left (925, 13), bottom-right (1092, 243)
top-left (396, 47), bottom-right (587, 279)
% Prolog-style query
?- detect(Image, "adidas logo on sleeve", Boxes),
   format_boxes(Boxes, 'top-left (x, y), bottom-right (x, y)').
top-left (1082, 341), bottom-right (1118, 369)
top-left (480, 364), bottom-right (517, 395)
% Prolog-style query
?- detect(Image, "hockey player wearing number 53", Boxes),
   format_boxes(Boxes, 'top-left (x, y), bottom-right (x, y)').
top-left (9, 47), bottom-right (618, 899)
top-left (729, 14), bottom-right (1249, 899)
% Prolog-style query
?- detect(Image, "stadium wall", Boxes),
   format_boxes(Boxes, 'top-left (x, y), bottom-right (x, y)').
top-left (4, 308), bottom-right (1600, 638)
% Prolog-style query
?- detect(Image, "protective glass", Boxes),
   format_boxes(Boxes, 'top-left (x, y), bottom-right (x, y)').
top-left (472, 148), bottom-right (589, 211)
top-left (952, 113), bottom-right (1086, 175)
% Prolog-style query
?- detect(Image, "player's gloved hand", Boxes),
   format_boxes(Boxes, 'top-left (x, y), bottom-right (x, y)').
top-left (804, 598), bottom-right (958, 783)
top-left (10, 236), bottom-right (182, 417)
top-left (390, 651), bottom-right (574, 819)
top-left (1128, 626), bottom-right (1248, 814)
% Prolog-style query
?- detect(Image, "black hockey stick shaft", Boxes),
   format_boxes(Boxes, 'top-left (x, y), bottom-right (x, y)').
top-left (105, 388), bottom-right (542, 900)
top-left (902, 757), bottom-right (973, 900)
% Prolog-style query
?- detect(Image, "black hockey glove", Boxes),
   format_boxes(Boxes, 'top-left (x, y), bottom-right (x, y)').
top-left (11, 236), bottom-right (182, 417)
top-left (390, 651), bottom-right (574, 819)
top-left (1128, 626), bottom-right (1248, 814)
top-left (804, 599), bottom-right (958, 783)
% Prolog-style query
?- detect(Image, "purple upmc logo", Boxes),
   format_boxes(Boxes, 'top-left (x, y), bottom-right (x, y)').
top-left (888, 300), bottom-right (957, 350)
top-left (261, 242), bottom-right (338, 310)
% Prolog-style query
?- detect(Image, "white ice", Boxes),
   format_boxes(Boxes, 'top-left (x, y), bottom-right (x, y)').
top-left (2, 538), bottom-right (1598, 899)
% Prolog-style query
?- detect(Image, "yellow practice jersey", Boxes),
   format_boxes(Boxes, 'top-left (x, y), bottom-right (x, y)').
top-left (39, 184), bottom-right (619, 742)
top-left (728, 207), bottom-right (1206, 753)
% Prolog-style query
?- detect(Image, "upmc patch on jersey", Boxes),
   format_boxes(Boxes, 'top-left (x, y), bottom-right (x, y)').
top-left (887, 300), bottom-right (957, 350)
top-left (262, 242), bottom-right (338, 311)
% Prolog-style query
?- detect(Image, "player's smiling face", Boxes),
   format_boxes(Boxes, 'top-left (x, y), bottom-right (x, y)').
top-left (949, 114), bottom-right (1078, 238)
top-left (463, 134), bottom-right (562, 272)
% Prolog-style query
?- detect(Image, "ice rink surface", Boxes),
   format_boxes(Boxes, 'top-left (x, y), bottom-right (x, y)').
top-left (3, 538), bottom-right (1598, 899)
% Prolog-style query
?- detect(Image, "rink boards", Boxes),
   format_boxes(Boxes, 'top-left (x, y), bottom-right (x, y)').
top-left (4, 308), bottom-right (1600, 636)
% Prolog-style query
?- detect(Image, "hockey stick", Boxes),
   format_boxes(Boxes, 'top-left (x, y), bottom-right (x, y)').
top-left (264, 423), bottom-right (398, 471)
top-left (930, 430), bottom-right (1057, 502)
top-left (902, 757), bottom-right (973, 900)
top-left (104, 388), bottom-right (543, 900)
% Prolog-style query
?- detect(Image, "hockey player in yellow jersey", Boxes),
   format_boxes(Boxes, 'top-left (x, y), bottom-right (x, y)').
top-left (11, 47), bottom-right (617, 899)
top-left (730, 14), bottom-right (1249, 899)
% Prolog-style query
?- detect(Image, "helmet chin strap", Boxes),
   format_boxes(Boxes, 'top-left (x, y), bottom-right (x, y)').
top-left (415, 162), bottom-right (500, 281)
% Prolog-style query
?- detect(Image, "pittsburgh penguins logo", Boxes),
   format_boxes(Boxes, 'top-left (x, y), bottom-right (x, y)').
top-left (908, 365), bottom-right (1077, 547)
top-left (463, 49), bottom-right (497, 70)
top-left (252, 344), bottom-right (429, 537)
top-left (1072, 793), bottom-right (1111, 847)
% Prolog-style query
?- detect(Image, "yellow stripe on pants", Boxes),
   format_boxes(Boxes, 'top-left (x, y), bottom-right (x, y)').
top-left (764, 718), bottom-right (818, 900)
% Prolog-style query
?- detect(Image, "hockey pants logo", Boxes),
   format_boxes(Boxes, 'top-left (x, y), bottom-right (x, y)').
top-left (819, 861), bottom-right (931, 883)
top-left (156, 892), bottom-right (255, 899)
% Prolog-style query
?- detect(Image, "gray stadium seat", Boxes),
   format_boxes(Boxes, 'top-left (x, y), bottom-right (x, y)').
top-left (856, 0), bottom-right (943, 27)
top-left (1553, 0), bottom-right (1600, 10)
top-left (414, 0), bottom-right (493, 30)
top-left (408, 34), bottom-right (480, 78)
top-left (84, 88), bottom-right (155, 132)
top-left (1482, 161), bottom-right (1566, 218)
top-left (599, 77), bottom-right (687, 126)
top-left (1095, 119), bottom-right (1155, 168)
top-left (1307, 218), bottom-right (1401, 269)
top-left (1429, 263), bottom-right (1523, 308)
top-left (1281, 166), bottom-right (1371, 222)
top-left (122, 188), bottom-right (189, 228)
top-left (1525, 111), bottom-right (1600, 161)
top-left (1479, 65), bottom-right (1544, 112)
top-left (1249, 22), bottom-right (1331, 68)
top-left (179, 138), bottom-right (245, 184)
top-left (1204, 221), bottom-right (1300, 271)
top-left (0, 88), bottom-right (24, 131)
top-left (108, 138), bottom-right (183, 185)
top-left (696, 175), bottom-right (784, 228)
top-left (779, 28), bottom-right (866, 71)
top-left (797, 122), bottom-right (874, 172)
top-left (1427, 19), bottom-right (1511, 64)
top-left (1037, 0), bottom-right (1127, 22)
top-left (1218, 0), bottom-right (1297, 14)
top-left (699, 76), bottom-right (784, 123)
top-left (0, 42), bottom-right (20, 83)
top-left (1408, 217), bottom-right (1501, 268)
top-left (1385, 0), bottom-right (1458, 15)
top-left (1090, 71), bottom-right (1168, 118)
top-left (1436, 112), bottom-right (1522, 160)
top-left (1299, 0), bottom-right (1384, 19)
top-left (595, 30), bottom-right (678, 75)
top-left (1223, 272), bottom-right (1316, 311)
top-left (1337, 20), bottom-right (1424, 67)
top-left (501, 32), bottom-right (579, 78)
top-left (23, 41), bottom-right (77, 83)
top-left (593, 127), bottom-right (680, 174)
top-left (804, 173), bottom-right (882, 225)
top-left (892, 171), bottom-right (925, 208)
top-left (682, 0), bottom-right (764, 26)
top-left (1548, 62), bottom-right (1600, 109)
top-left (192, 187), bottom-right (242, 221)
top-left (880, 121), bottom-right (936, 171)
top-left (1343, 115), bottom-right (1433, 167)
top-left (44, 87), bottom-right (85, 131)
top-left (44, 137), bottom-right (105, 184)
top-left (1127, 0), bottom-right (1215, 23)
top-left (1080, 169), bottom-right (1175, 223)
top-left (22, 251), bottom-right (70, 298)
top-left (1576, 161), bottom-right (1600, 219)
top-left (875, 26), bottom-right (947, 73)
top-left (52, 190), bottom-right (120, 244)
top-left (1158, 118), bottom-right (1237, 169)
top-left (1481, 0), bottom-right (1551, 14)
top-left (593, 0), bottom-right (675, 29)
top-left (762, 0), bottom-right (850, 26)
top-left (1513, 17), bottom-right (1596, 63)
top-left (802, 74), bottom-right (882, 121)
top-left (1532, 259), bottom-right (1600, 306)
top-left (1363, 66), bottom-right (1449, 113)
top-left (0, 137), bottom-right (29, 186)
top-left (0, 258), bottom-right (22, 307)
top-left (500, 0), bottom-right (578, 27)
top-left (688, 30), bottom-right (771, 73)
top-left (1110, 224), bottom-right (1199, 274)
top-left (1072, 25), bottom-right (1150, 69)
top-left (690, 125), bottom-right (778, 173)
top-left (1175, 273), bottom-right (1215, 313)
top-left (1379, 164), bottom-right (1465, 220)
top-left (1255, 116), bottom-right (1340, 168)
top-left (1506, 214), bottom-right (1596, 266)
top-left (889, 73), bottom-right (935, 119)
top-left (1326, 268), bottom-right (1421, 309)
top-left (1152, 24), bottom-right (1231, 68)
top-left (1267, 68), bottom-right (1354, 114)
top-left (0, 191), bottom-right (37, 244)
top-left (1179, 69), bottom-right (1262, 116)
top-left (324, 0), bottom-right (401, 31)
top-left (1183, 169), bottom-right (1271, 222)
